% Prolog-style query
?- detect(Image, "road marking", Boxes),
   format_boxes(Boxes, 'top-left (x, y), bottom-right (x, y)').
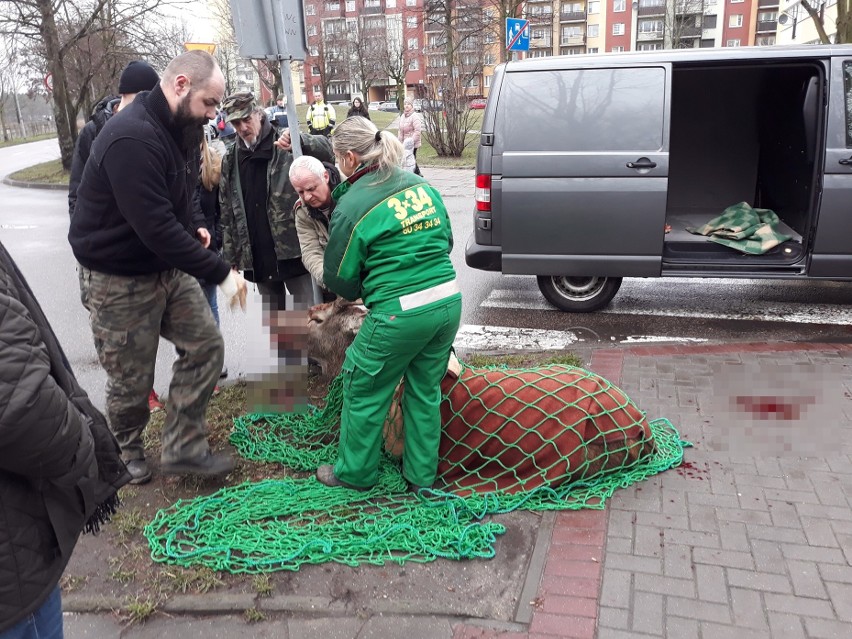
top-left (453, 324), bottom-right (708, 351)
top-left (481, 287), bottom-right (852, 326)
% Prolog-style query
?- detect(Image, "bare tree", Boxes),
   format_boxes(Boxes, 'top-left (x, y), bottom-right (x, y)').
top-left (351, 15), bottom-right (386, 100)
top-left (800, 0), bottom-right (842, 44)
top-left (315, 18), bottom-right (350, 99)
top-left (376, 14), bottom-right (411, 108)
top-left (484, 0), bottom-right (523, 63)
top-left (0, 0), bottom-right (189, 170)
top-left (420, 0), bottom-right (487, 157)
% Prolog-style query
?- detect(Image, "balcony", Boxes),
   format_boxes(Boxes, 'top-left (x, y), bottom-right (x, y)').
top-left (678, 25), bottom-right (702, 37)
top-left (758, 0), bottom-right (779, 7)
top-left (424, 19), bottom-right (446, 32)
top-left (560, 35), bottom-right (586, 45)
top-left (756, 19), bottom-right (777, 32)
top-left (531, 36), bottom-right (553, 46)
top-left (560, 11), bottom-right (586, 21)
top-left (638, 5), bottom-right (665, 17)
top-left (526, 11), bottom-right (554, 22)
top-left (637, 31), bottom-right (663, 41)
top-left (363, 4), bottom-right (383, 13)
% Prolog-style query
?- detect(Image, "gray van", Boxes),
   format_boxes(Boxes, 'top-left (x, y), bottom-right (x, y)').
top-left (465, 45), bottom-right (852, 312)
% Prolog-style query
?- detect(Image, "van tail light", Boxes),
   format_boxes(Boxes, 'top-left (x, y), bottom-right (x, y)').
top-left (475, 174), bottom-right (491, 212)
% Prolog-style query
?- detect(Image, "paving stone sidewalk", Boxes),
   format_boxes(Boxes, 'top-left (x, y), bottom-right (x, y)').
top-left (63, 342), bottom-right (852, 638)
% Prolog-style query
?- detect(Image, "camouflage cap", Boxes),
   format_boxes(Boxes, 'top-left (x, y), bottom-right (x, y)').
top-left (222, 91), bottom-right (257, 122)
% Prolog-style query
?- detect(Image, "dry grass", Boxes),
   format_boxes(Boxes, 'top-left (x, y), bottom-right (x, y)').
top-left (8, 159), bottom-right (69, 185)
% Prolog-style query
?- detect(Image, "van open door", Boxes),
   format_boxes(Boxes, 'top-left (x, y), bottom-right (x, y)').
top-left (811, 56), bottom-right (852, 277)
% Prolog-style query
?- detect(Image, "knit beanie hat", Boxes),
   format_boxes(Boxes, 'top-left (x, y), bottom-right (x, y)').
top-left (118, 60), bottom-right (159, 95)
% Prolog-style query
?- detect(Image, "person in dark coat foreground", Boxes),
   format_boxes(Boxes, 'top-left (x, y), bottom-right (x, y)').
top-left (0, 238), bottom-right (130, 637)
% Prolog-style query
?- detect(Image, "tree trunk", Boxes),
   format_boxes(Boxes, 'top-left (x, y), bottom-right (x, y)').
top-left (36, 0), bottom-right (75, 170)
top-left (801, 0), bottom-right (832, 44)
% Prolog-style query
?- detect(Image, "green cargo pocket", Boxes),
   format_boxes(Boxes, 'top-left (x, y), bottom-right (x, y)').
top-left (91, 323), bottom-right (128, 377)
top-left (342, 351), bottom-right (385, 395)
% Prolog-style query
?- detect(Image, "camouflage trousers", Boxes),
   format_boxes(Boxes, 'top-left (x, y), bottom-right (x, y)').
top-left (78, 265), bottom-right (224, 464)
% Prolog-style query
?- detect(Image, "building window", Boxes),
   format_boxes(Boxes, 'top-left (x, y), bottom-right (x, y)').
top-left (613, 0), bottom-right (626, 11)
top-left (345, 0), bottom-right (354, 10)
top-left (758, 11), bottom-right (777, 21)
top-left (638, 43), bottom-right (663, 50)
top-left (307, 24), bottom-right (317, 36)
top-left (756, 35), bottom-right (776, 45)
top-left (588, 46), bottom-right (599, 53)
top-left (310, 46), bottom-right (319, 56)
top-left (409, 58), bottom-right (419, 70)
top-left (406, 0), bottom-right (416, 5)
top-left (730, 0), bottom-right (744, 3)
top-left (313, 84), bottom-right (322, 93)
top-left (726, 38), bottom-right (740, 46)
top-left (613, 22), bottom-right (625, 35)
top-left (407, 16), bottom-right (417, 28)
top-left (563, 1), bottom-right (584, 12)
top-left (312, 65), bottom-right (320, 75)
top-left (408, 37), bottom-right (418, 49)
top-left (729, 14), bottom-right (743, 27)
top-left (611, 45), bottom-right (625, 52)
top-left (484, 53), bottom-right (496, 65)
top-left (306, 3), bottom-right (315, 14)
top-left (484, 74), bottom-right (492, 87)
top-left (387, 0), bottom-right (396, 7)
top-left (588, 24), bottom-right (599, 37)
top-left (588, 1), bottom-right (600, 13)
top-left (485, 32), bottom-right (495, 43)
top-left (639, 19), bottom-right (663, 33)
top-left (533, 28), bottom-right (546, 39)
top-left (325, 1), bottom-right (340, 10)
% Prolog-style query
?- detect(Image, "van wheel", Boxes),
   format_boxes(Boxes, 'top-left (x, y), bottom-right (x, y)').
top-left (536, 275), bottom-right (622, 312)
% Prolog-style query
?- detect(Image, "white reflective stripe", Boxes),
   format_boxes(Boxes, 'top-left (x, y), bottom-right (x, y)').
top-left (398, 279), bottom-right (460, 311)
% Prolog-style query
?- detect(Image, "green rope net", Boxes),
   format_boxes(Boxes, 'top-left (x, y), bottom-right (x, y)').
top-left (145, 363), bottom-right (689, 573)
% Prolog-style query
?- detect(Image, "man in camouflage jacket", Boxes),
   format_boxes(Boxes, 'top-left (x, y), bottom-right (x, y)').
top-left (219, 91), bottom-right (334, 310)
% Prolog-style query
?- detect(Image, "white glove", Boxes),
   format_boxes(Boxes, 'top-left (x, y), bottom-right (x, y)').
top-left (219, 270), bottom-right (247, 311)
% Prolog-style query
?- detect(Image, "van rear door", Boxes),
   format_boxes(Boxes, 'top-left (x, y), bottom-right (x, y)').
top-left (494, 63), bottom-right (670, 277)
top-left (811, 56), bottom-right (852, 277)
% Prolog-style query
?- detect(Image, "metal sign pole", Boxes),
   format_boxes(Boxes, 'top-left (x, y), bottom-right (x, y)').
top-left (280, 57), bottom-right (303, 158)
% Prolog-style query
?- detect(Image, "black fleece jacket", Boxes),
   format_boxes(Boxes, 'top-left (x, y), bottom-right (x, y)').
top-left (68, 84), bottom-right (230, 284)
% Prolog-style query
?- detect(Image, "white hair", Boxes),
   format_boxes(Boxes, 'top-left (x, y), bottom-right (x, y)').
top-left (289, 154), bottom-right (326, 180)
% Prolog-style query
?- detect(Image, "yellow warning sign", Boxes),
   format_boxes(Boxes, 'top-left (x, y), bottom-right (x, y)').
top-left (184, 42), bottom-right (217, 55)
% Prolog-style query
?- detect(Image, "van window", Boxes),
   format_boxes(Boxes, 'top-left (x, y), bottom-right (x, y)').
top-left (498, 67), bottom-right (666, 152)
top-left (844, 61), bottom-right (852, 147)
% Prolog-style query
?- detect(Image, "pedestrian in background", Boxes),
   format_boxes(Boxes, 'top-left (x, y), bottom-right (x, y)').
top-left (0, 238), bottom-right (130, 638)
top-left (306, 92), bottom-right (336, 136)
top-left (69, 50), bottom-right (247, 485)
top-left (397, 97), bottom-right (423, 176)
top-left (316, 116), bottom-right (461, 492)
top-left (347, 97), bottom-right (370, 121)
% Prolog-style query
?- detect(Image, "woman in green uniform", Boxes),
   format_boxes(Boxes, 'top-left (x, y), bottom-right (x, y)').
top-left (316, 116), bottom-right (461, 491)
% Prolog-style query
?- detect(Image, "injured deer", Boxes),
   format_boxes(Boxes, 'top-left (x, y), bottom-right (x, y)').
top-left (306, 298), bottom-right (657, 494)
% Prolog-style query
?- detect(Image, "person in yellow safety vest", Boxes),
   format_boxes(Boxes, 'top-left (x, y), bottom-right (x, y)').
top-left (307, 93), bottom-right (336, 137)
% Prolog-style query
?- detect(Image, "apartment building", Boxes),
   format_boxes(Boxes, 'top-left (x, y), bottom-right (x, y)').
top-left (524, 0), bottom-right (778, 56)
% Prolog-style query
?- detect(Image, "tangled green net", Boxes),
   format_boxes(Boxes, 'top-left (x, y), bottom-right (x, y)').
top-left (145, 365), bottom-right (689, 573)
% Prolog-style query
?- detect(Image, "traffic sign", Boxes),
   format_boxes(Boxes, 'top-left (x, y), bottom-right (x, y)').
top-left (506, 18), bottom-right (530, 52)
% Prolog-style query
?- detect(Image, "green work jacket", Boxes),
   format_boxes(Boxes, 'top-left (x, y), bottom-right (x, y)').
top-left (324, 164), bottom-right (456, 307)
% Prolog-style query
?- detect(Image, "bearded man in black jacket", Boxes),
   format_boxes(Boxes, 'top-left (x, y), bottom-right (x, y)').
top-left (68, 50), bottom-right (247, 485)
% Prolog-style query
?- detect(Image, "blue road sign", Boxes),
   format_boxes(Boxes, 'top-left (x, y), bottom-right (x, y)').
top-left (506, 18), bottom-right (530, 52)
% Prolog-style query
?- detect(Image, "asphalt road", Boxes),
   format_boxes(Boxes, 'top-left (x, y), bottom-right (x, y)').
top-left (1, 139), bottom-right (850, 411)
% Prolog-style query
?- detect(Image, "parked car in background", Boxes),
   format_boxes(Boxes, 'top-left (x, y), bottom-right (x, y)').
top-left (468, 98), bottom-right (487, 109)
top-left (368, 101), bottom-right (381, 110)
top-left (378, 101), bottom-right (400, 112)
top-left (418, 99), bottom-right (444, 112)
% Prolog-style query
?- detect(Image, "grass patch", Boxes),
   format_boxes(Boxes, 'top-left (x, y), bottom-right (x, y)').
top-left (111, 508), bottom-right (146, 543)
top-left (8, 159), bottom-right (69, 185)
top-left (244, 607), bottom-right (266, 623)
top-left (59, 574), bottom-right (88, 592)
top-left (0, 133), bottom-right (57, 149)
top-left (161, 567), bottom-right (225, 594)
top-left (253, 574), bottom-right (274, 597)
top-left (122, 595), bottom-right (158, 624)
top-left (464, 351), bottom-right (585, 369)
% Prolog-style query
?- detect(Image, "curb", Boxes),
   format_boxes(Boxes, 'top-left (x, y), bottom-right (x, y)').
top-left (1, 176), bottom-right (67, 191)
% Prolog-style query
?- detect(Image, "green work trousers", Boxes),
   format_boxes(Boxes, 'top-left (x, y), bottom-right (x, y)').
top-left (334, 294), bottom-right (462, 488)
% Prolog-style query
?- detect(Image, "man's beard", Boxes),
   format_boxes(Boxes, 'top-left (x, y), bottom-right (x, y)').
top-left (174, 94), bottom-right (206, 150)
